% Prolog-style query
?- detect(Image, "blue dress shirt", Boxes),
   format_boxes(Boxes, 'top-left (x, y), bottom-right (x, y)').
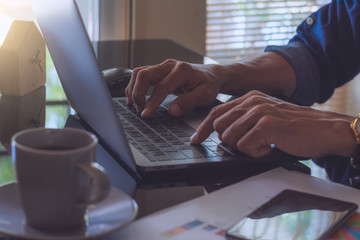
top-left (265, 0), bottom-right (360, 106)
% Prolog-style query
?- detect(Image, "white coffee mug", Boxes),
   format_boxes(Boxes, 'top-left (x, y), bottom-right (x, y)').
top-left (12, 127), bottom-right (110, 231)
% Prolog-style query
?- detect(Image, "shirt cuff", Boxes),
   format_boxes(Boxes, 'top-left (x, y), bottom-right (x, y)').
top-left (265, 41), bottom-right (320, 106)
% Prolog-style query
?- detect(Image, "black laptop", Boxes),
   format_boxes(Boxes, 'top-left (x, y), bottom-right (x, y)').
top-left (30, 0), bottom-right (309, 187)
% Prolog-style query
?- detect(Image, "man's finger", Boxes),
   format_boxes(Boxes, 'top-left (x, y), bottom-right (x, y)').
top-left (191, 104), bottom-right (230, 143)
top-left (126, 66), bottom-right (147, 105)
top-left (140, 86), bottom-right (170, 118)
top-left (128, 62), bottom-right (176, 113)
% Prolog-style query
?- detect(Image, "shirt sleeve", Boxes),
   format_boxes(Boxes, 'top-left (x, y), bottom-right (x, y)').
top-left (265, 0), bottom-right (360, 106)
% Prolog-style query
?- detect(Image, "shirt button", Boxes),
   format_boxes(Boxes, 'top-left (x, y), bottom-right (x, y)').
top-left (306, 17), bottom-right (314, 25)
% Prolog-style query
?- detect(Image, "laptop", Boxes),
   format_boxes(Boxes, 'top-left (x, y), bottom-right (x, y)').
top-left (30, 0), bottom-right (308, 187)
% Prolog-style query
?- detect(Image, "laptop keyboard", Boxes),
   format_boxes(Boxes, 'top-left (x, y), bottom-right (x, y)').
top-left (113, 98), bottom-right (234, 162)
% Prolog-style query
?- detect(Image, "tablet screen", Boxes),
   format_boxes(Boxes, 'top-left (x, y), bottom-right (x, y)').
top-left (226, 190), bottom-right (357, 240)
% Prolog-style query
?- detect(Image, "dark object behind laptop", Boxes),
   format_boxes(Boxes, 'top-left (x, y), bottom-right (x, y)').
top-left (102, 67), bottom-right (132, 97)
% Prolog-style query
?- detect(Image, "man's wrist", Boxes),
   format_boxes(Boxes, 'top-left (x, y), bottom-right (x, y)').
top-left (350, 114), bottom-right (360, 169)
top-left (219, 52), bottom-right (296, 98)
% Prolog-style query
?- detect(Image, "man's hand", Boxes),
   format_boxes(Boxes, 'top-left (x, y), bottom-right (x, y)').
top-left (191, 91), bottom-right (357, 159)
top-left (125, 59), bottom-right (222, 118)
top-left (125, 52), bottom-right (298, 119)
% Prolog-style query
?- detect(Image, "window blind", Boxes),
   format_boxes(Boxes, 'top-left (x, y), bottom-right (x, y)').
top-left (206, 0), bottom-right (330, 63)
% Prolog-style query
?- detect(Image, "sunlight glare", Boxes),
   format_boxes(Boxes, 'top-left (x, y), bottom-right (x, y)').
top-left (0, 0), bottom-right (30, 9)
top-left (0, 12), bottom-right (13, 46)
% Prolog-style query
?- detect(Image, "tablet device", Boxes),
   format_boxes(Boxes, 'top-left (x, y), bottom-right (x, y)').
top-left (225, 189), bottom-right (357, 240)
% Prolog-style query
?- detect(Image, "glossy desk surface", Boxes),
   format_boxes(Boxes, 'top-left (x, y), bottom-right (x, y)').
top-left (0, 39), bottom-right (359, 239)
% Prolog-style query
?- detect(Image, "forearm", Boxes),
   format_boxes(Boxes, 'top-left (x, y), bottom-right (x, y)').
top-left (210, 52), bottom-right (297, 99)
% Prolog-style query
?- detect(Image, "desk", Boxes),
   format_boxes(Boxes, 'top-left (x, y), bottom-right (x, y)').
top-left (0, 39), bottom-right (359, 239)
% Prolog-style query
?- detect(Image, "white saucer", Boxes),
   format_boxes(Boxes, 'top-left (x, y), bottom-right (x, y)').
top-left (0, 182), bottom-right (138, 240)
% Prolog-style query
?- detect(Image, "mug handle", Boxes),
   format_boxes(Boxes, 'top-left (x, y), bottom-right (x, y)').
top-left (77, 162), bottom-right (111, 205)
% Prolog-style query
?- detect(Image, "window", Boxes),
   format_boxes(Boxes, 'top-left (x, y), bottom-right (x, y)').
top-left (206, 0), bottom-right (360, 117)
top-left (76, 0), bottom-right (100, 41)
top-left (206, 0), bottom-right (330, 63)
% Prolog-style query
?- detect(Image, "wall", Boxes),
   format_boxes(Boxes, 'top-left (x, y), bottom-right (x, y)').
top-left (133, 0), bottom-right (206, 55)
top-left (99, 0), bottom-right (130, 41)
top-left (98, 0), bottom-right (206, 55)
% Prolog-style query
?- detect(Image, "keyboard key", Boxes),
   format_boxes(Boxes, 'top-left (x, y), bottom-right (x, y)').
top-left (169, 139), bottom-right (183, 146)
top-left (208, 146), bottom-right (231, 156)
top-left (191, 145), bottom-right (218, 157)
top-left (180, 149), bottom-right (204, 159)
top-left (218, 143), bottom-right (235, 156)
top-left (201, 141), bottom-right (218, 148)
top-left (161, 147), bottom-right (176, 152)
top-left (156, 155), bottom-right (172, 161)
top-left (148, 150), bottom-right (167, 156)
top-left (167, 151), bottom-right (188, 160)
top-left (175, 145), bottom-right (190, 150)
top-left (157, 142), bottom-right (171, 147)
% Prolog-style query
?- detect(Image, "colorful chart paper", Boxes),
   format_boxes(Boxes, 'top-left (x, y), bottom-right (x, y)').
top-left (331, 213), bottom-right (360, 240)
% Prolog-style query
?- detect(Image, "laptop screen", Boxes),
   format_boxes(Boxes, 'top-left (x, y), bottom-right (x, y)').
top-left (30, 0), bottom-right (137, 173)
